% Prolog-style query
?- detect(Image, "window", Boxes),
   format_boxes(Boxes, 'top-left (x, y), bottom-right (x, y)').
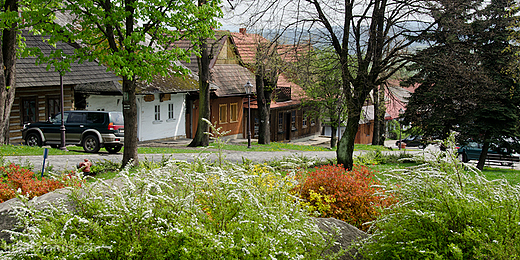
top-left (219, 104), bottom-right (227, 124)
top-left (229, 103), bottom-right (238, 122)
top-left (67, 112), bottom-right (86, 123)
top-left (278, 112), bottom-right (283, 133)
top-left (87, 113), bottom-right (105, 124)
top-left (21, 97), bottom-right (38, 125)
top-left (302, 116), bottom-right (307, 128)
top-left (311, 117), bottom-right (316, 126)
top-left (46, 96), bottom-right (60, 119)
top-left (168, 103), bottom-right (175, 119)
top-left (291, 110), bottom-right (296, 131)
top-left (155, 105), bottom-right (161, 121)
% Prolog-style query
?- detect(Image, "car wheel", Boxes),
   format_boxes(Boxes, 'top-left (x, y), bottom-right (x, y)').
top-left (83, 135), bottom-right (100, 153)
top-left (461, 152), bottom-right (469, 163)
top-left (25, 133), bottom-right (42, 147)
top-left (105, 145), bottom-right (122, 154)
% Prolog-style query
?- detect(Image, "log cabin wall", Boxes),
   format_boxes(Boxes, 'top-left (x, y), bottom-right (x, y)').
top-left (188, 96), bottom-right (245, 139)
top-left (9, 85), bottom-right (74, 144)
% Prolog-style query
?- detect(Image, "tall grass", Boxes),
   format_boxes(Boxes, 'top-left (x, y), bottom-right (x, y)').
top-left (360, 139), bottom-right (520, 259)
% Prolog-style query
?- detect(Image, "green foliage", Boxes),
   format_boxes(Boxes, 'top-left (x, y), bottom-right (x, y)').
top-left (2, 159), bottom-right (334, 259)
top-left (295, 164), bottom-right (396, 232)
top-left (29, 0), bottom-right (223, 82)
top-left (354, 151), bottom-right (417, 166)
top-left (361, 141), bottom-right (520, 259)
top-left (292, 47), bottom-right (347, 130)
top-left (404, 0), bottom-right (520, 145)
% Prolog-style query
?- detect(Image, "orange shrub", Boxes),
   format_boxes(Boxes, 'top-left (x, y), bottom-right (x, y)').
top-left (294, 164), bottom-right (395, 232)
top-left (0, 164), bottom-right (70, 203)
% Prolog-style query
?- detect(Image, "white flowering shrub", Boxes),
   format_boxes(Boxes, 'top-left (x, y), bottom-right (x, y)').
top-left (1, 159), bottom-right (336, 259)
top-left (360, 138), bottom-right (520, 259)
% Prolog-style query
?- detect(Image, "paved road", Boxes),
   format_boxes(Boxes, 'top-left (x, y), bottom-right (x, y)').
top-left (4, 150), bottom-right (342, 172)
top-left (5, 138), bottom-right (516, 171)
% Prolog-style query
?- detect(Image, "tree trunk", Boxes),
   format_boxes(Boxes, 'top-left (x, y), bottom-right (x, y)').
top-left (0, 0), bottom-right (17, 144)
top-left (476, 131), bottom-right (491, 170)
top-left (372, 89), bottom-right (380, 146)
top-left (372, 85), bottom-right (385, 146)
top-left (122, 77), bottom-right (139, 167)
top-left (337, 107), bottom-right (362, 170)
top-left (256, 73), bottom-right (273, 144)
top-left (188, 35), bottom-right (210, 147)
top-left (330, 125), bottom-right (337, 148)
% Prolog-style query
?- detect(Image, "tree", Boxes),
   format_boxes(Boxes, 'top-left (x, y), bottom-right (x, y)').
top-left (229, 0), bottom-right (432, 169)
top-left (290, 47), bottom-right (346, 148)
top-left (0, 0), bottom-right (17, 144)
top-left (45, 0), bottom-right (221, 165)
top-left (188, 0), bottom-right (214, 148)
top-left (254, 39), bottom-right (282, 144)
top-left (0, 0), bottom-right (64, 144)
top-left (371, 83), bottom-right (386, 146)
top-left (403, 0), bottom-right (520, 170)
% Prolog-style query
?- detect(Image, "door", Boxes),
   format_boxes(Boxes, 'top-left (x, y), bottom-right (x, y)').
top-left (66, 112), bottom-right (87, 143)
top-left (45, 112), bottom-right (69, 143)
top-left (285, 112), bottom-right (291, 140)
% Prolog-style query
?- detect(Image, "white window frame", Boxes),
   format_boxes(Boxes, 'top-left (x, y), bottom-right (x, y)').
top-left (168, 103), bottom-right (175, 120)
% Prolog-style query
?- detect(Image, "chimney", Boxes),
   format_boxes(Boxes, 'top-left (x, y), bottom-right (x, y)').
top-left (239, 28), bottom-right (246, 35)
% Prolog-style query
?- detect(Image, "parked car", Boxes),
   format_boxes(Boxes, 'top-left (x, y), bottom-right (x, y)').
top-left (395, 135), bottom-right (427, 149)
top-left (22, 111), bottom-right (124, 153)
top-left (457, 141), bottom-right (520, 164)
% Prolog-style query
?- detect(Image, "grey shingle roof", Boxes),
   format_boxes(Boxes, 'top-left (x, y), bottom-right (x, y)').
top-left (75, 81), bottom-right (122, 95)
top-left (17, 31), bottom-right (121, 88)
top-left (211, 64), bottom-right (255, 97)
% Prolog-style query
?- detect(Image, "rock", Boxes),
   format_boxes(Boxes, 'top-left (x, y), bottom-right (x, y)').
top-left (0, 187), bottom-right (72, 243)
top-left (315, 217), bottom-right (367, 260)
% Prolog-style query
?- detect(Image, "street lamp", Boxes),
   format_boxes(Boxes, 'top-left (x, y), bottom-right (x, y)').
top-left (59, 71), bottom-right (67, 151)
top-left (398, 108), bottom-right (404, 150)
top-left (244, 81), bottom-right (253, 149)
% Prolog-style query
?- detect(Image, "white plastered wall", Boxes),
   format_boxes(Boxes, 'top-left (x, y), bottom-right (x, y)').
top-left (86, 93), bottom-right (187, 141)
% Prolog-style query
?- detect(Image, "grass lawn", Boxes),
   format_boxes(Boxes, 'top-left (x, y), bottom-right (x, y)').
top-left (366, 162), bottom-right (520, 185)
top-left (3, 143), bottom-right (520, 185)
top-left (1, 141), bottom-right (334, 156)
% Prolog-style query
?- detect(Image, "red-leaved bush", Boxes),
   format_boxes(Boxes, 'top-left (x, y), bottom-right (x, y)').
top-left (0, 164), bottom-right (80, 203)
top-left (294, 164), bottom-right (396, 232)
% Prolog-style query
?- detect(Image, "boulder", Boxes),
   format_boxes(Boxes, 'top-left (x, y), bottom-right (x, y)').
top-left (315, 217), bottom-right (367, 260)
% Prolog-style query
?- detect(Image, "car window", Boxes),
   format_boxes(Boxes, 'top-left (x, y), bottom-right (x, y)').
top-left (67, 113), bottom-right (86, 123)
top-left (468, 142), bottom-right (479, 148)
top-left (109, 112), bottom-right (124, 125)
top-left (87, 113), bottom-right (105, 124)
top-left (51, 112), bottom-right (69, 124)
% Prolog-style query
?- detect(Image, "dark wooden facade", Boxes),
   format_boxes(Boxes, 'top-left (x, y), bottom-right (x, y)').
top-left (244, 105), bottom-right (321, 142)
top-left (8, 31), bottom-right (121, 144)
top-left (10, 86), bottom-right (74, 144)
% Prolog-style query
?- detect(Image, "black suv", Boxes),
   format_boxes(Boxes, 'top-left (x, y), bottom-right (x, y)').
top-left (22, 111), bottom-right (124, 153)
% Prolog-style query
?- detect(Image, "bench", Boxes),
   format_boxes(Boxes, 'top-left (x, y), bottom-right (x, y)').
top-left (484, 153), bottom-right (520, 167)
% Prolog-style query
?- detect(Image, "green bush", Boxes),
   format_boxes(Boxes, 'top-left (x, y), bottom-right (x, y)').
top-left (360, 142), bottom-right (520, 259)
top-left (354, 150), bottom-right (417, 165)
top-left (2, 159), bottom-right (335, 259)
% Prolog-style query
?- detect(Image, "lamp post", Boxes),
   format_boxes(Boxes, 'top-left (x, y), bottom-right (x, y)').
top-left (244, 81), bottom-right (253, 149)
top-left (59, 71), bottom-right (67, 151)
top-left (398, 108), bottom-right (404, 150)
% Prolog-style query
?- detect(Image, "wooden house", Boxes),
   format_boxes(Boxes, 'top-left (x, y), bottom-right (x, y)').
top-left (9, 32), bottom-right (120, 144)
top-left (230, 29), bottom-right (321, 141)
top-left (173, 31), bottom-right (255, 139)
